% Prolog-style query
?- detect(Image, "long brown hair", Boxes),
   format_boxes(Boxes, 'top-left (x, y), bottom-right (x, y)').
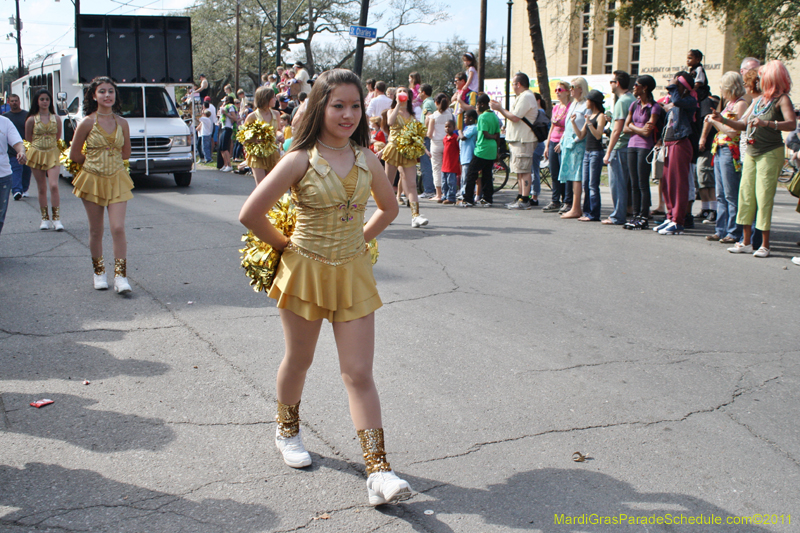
top-left (82, 77), bottom-right (122, 116)
top-left (390, 86), bottom-right (415, 115)
top-left (289, 69), bottom-right (370, 152)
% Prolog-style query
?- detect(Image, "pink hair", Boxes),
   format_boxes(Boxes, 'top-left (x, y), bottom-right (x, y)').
top-left (759, 60), bottom-right (792, 101)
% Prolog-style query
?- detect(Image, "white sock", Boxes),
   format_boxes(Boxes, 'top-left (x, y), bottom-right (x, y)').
top-left (710, 201), bottom-right (717, 209)
top-left (701, 201), bottom-right (710, 210)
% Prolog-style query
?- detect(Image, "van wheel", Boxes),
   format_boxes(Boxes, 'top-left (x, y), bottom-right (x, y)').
top-left (174, 172), bottom-right (192, 187)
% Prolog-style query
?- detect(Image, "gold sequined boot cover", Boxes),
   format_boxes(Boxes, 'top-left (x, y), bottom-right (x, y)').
top-left (276, 401), bottom-right (301, 438)
top-left (410, 202), bottom-right (420, 219)
top-left (51, 206), bottom-right (60, 221)
top-left (92, 257), bottom-right (105, 275)
top-left (40, 206), bottom-right (49, 220)
top-left (358, 428), bottom-right (392, 474)
top-left (114, 258), bottom-right (127, 278)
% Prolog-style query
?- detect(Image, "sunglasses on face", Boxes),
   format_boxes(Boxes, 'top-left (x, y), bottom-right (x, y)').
top-left (556, 88), bottom-right (567, 93)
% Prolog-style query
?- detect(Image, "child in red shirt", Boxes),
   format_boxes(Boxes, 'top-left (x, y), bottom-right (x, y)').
top-left (441, 120), bottom-right (461, 204)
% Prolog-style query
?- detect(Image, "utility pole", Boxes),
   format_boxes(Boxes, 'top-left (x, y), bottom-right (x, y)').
top-left (352, 0), bottom-right (370, 77)
top-left (276, 0), bottom-right (282, 69)
top-left (235, 0), bottom-right (240, 91)
top-left (505, 0), bottom-right (512, 110)
top-left (478, 0), bottom-right (486, 92)
top-left (74, 0), bottom-right (80, 49)
top-left (15, 0), bottom-right (23, 78)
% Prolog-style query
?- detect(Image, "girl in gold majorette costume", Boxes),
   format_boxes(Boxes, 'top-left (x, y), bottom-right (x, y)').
top-left (239, 69), bottom-right (412, 506)
top-left (70, 76), bottom-right (134, 294)
top-left (24, 89), bottom-right (64, 230)
top-left (242, 86), bottom-right (283, 184)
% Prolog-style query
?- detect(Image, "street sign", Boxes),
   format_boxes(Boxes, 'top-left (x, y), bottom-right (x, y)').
top-left (349, 25), bottom-right (377, 39)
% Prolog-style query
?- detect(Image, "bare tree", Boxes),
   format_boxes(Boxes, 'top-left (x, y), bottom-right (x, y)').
top-left (527, 0), bottom-right (552, 112)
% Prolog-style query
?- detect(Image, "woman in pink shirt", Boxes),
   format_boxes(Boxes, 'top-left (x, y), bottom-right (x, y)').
top-left (542, 81), bottom-right (572, 212)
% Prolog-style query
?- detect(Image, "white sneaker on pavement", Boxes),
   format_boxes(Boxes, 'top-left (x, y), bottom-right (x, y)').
top-left (53, 220), bottom-right (64, 231)
top-left (411, 215), bottom-right (428, 228)
top-left (727, 242), bottom-right (753, 254)
top-left (275, 427), bottom-right (312, 468)
top-left (40, 220), bottom-right (53, 230)
top-left (753, 246), bottom-right (770, 258)
top-left (93, 274), bottom-right (108, 290)
top-left (792, 257), bottom-right (800, 266)
top-left (366, 470), bottom-right (412, 506)
top-left (114, 277), bottom-right (132, 294)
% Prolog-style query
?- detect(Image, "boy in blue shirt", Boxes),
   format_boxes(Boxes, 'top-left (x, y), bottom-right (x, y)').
top-left (458, 110), bottom-right (478, 202)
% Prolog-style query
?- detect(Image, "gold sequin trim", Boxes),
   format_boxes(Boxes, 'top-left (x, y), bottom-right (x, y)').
top-left (114, 258), bottom-right (126, 278)
top-left (40, 207), bottom-right (49, 221)
top-left (293, 201), bottom-right (367, 214)
top-left (286, 241), bottom-right (368, 266)
top-left (276, 401), bottom-right (301, 438)
top-left (51, 206), bottom-right (60, 221)
top-left (358, 428), bottom-right (392, 474)
top-left (92, 256), bottom-right (105, 275)
top-left (410, 201), bottom-right (420, 218)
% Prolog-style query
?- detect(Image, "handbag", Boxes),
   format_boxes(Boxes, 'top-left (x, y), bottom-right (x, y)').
top-left (521, 116), bottom-right (549, 143)
top-left (788, 168), bottom-right (800, 198)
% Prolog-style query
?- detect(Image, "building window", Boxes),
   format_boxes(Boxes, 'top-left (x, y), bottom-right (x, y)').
top-left (630, 23), bottom-right (641, 76)
top-left (604, 2), bottom-right (615, 75)
top-left (580, 4), bottom-right (590, 75)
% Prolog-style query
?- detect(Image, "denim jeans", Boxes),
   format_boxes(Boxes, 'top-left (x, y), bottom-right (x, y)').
top-left (548, 140), bottom-right (564, 204)
top-left (714, 146), bottom-right (742, 240)
top-left (10, 158), bottom-right (31, 195)
top-left (459, 163), bottom-right (469, 198)
top-left (202, 135), bottom-right (213, 163)
top-left (0, 173), bottom-right (11, 235)
top-left (530, 141), bottom-right (545, 197)
top-left (608, 146), bottom-right (629, 224)
top-left (419, 137), bottom-right (435, 195)
top-left (581, 150), bottom-right (603, 220)
top-left (442, 172), bottom-right (458, 202)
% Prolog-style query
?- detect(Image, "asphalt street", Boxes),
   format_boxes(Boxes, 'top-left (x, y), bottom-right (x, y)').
top-left (1, 166), bottom-right (799, 533)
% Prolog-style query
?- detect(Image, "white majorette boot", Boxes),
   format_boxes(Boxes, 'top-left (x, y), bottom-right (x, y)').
top-left (358, 428), bottom-right (412, 506)
top-left (275, 401), bottom-right (312, 468)
top-left (93, 257), bottom-right (108, 290)
top-left (114, 258), bottom-right (132, 294)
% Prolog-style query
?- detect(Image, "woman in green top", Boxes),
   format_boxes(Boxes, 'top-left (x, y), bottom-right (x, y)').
top-left (713, 60), bottom-right (796, 258)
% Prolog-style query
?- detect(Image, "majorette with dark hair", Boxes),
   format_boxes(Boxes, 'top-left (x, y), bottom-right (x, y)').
top-left (25, 89), bottom-right (64, 230)
top-left (69, 76), bottom-right (134, 294)
top-left (239, 69), bottom-right (411, 506)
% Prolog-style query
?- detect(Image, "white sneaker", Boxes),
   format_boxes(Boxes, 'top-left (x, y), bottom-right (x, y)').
top-left (93, 274), bottom-right (108, 290)
top-left (411, 215), bottom-right (428, 228)
top-left (114, 276), bottom-right (132, 294)
top-left (753, 246), bottom-right (770, 258)
top-left (366, 470), bottom-right (412, 506)
top-left (53, 220), bottom-right (64, 231)
top-left (792, 257), bottom-right (800, 266)
top-left (275, 427), bottom-right (312, 468)
top-left (223, 166), bottom-right (234, 172)
top-left (39, 219), bottom-right (53, 230)
top-left (21, 191), bottom-right (29, 198)
top-left (728, 242), bottom-right (753, 254)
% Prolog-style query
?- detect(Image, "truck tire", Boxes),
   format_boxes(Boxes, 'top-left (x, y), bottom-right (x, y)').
top-left (174, 172), bottom-right (192, 187)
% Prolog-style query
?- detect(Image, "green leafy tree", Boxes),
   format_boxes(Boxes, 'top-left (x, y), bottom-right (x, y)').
top-left (612, 0), bottom-right (800, 61)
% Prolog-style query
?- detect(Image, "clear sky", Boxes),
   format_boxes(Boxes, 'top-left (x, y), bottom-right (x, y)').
top-left (2, 0), bottom-right (510, 76)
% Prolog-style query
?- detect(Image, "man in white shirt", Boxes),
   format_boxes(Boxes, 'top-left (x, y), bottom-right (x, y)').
top-left (366, 81), bottom-right (392, 119)
top-left (294, 62), bottom-right (312, 95)
top-left (490, 72), bottom-right (539, 210)
top-left (0, 115), bottom-right (27, 234)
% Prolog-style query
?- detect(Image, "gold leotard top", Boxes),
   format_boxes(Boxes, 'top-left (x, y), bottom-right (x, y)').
top-left (26, 115), bottom-right (60, 170)
top-left (381, 113), bottom-right (418, 168)
top-left (268, 143), bottom-right (381, 322)
top-left (245, 108), bottom-right (281, 171)
top-left (72, 118), bottom-right (134, 206)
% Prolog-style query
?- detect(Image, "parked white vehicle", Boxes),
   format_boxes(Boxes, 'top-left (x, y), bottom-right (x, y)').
top-left (11, 48), bottom-right (194, 187)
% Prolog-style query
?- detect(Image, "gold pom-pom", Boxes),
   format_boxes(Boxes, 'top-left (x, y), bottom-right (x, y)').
top-left (367, 238), bottom-right (379, 265)
top-left (58, 140), bottom-right (84, 175)
top-left (240, 194), bottom-right (297, 292)
top-left (396, 120), bottom-right (427, 160)
top-left (237, 121), bottom-right (277, 159)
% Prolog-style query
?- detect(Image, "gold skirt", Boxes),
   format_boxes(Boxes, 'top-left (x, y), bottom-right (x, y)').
top-left (268, 246), bottom-right (382, 322)
top-left (381, 142), bottom-right (417, 168)
top-left (245, 149), bottom-right (280, 171)
top-left (72, 167), bottom-right (134, 206)
top-left (26, 146), bottom-right (61, 171)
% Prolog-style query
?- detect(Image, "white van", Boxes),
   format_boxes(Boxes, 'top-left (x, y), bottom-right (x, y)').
top-left (12, 48), bottom-right (194, 187)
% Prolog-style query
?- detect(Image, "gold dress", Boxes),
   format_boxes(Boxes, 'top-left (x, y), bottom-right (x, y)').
top-left (72, 119), bottom-right (134, 206)
top-left (268, 144), bottom-right (381, 322)
top-left (381, 113), bottom-right (419, 168)
top-left (26, 115), bottom-right (60, 170)
top-left (245, 109), bottom-right (281, 171)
